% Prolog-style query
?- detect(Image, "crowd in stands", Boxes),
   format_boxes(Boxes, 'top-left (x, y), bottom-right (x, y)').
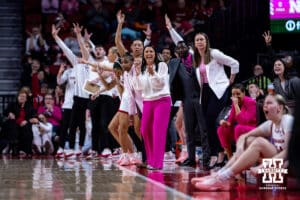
top-left (0, 0), bottom-right (300, 191)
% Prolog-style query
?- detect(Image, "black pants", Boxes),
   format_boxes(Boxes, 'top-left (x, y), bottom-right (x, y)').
top-left (182, 98), bottom-right (210, 161)
top-left (59, 108), bottom-right (72, 149)
top-left (69, 96), bottom-right (89, 149)
top-left (165, 106), bottom-right (179, 152)
top-left (89, 95), bottom-right (119, 153)
top-left (202, 84), bottom-right (228, 156)
top-left (3, 119), bottom-right (33, 155)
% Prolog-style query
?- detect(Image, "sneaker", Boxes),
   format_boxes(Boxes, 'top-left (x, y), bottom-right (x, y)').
top-left (100, 148), bottom-right (112, 158)
top-left (74, 150), bottom-right (83, 157)
top-left (147, 164), bottom-right (161, 170)
top-left (44, 141), bottom-right (52, 155)
top-left (194, 176), bottom-right (230, 191)
top-left (116, 153), bottom-right (126, 164)
top-left (164, 151), bottom-right (176, 162)
top-left (119, 154), bottom-right (130, 166)
top-left (112, 148), bottom-right (122, 156)
top-left (65, 149), bottom-right (76, 159)
top-left (86, 150), bottom-right (99, 160)
top-left (129, 153), bottom-right (142, 165)
top-left (56, 148), bottom-right (64, 158)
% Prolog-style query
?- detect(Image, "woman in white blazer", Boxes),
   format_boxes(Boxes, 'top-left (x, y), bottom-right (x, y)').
top-left (193, 32), bottom-right (239, 169)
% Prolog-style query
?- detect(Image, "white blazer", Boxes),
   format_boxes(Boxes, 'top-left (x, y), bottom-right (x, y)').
top-left (196, 49), bottom-right (239, 100)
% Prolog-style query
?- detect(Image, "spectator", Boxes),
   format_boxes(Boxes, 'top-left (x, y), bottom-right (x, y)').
top-left (160, 46), bottom-right (172, 64)
top-left (25, 26), bottom-right (49, 58)
top-left (32, 113), bottom-right (54, 155)
top-left (2, 89), bottom-right (38, 157)
top-left (41, 0), bottom-right (59, 14)
top-left (273, 58), bottom-right (300, 114)
top-left (246, 64), bottom-right (272, 95)
top-left (37, 93), bottom-right (62, 144)
top-left (85, 0), bottom-right (110, 44)
top-left (61, 0), bottom-right (79, 16)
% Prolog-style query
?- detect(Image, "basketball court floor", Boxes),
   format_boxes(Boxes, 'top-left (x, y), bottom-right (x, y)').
top-left (0, 156), bottom-right (299, 200)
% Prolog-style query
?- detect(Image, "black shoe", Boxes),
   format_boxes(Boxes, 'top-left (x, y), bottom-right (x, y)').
top-left (179, 159), bottom-right (196, 167)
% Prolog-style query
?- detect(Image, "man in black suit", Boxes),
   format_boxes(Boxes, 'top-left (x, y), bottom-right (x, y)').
top-left (168, 41), bottom-right (210, 167)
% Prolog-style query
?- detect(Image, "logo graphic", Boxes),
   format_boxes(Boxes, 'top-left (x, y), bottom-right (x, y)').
top-left (258, 158), bottom-right (288, 190)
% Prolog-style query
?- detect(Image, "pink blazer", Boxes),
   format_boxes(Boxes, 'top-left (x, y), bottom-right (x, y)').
top-left (227, 96), bottom-right (257, 126)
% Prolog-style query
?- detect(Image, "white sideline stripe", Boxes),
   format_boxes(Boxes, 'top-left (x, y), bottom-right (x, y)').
top-left (116, 164), bottom-right (194, 200)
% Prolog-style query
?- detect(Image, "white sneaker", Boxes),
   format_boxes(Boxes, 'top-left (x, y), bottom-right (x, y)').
top-left (100, 148), bottom-right (112, 158)
top-left (74, 149), bottom-right (83, 157)
top-left (86, 150), bottom-right (98, 160)
top-left (119, 153), bottom-right (130, 166)
top-left (164, 151), bottom-right (176, 162)
top-left (56, 148), bottom-right (64, 158)
top-left (129, 152), bottom-right (142, 165)
top-left (65, 149), bottom-right (76, 159)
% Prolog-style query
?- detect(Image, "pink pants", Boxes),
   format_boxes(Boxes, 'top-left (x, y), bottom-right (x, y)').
top-left (141, 96), bottom-right (171, 169)
top-left (217, 124), bottom-right (256, 148)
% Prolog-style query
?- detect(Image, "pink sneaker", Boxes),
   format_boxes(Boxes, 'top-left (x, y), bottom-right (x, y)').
top-left (119, 154), bottom-right (130, 166)
top-left (129, 153), bottom-right (142, 165)
top-left (194, 176), bottom-right (230, 191)
top-left (116, 153), bottom-right (126, 164)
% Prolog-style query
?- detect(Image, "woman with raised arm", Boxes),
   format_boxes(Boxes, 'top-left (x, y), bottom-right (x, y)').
top-left (52, 24), bottom-right (90, 158)
top-left (272, 58), bottom-right (300, 114)
top-left (192, 94), bottom-right (293, 191)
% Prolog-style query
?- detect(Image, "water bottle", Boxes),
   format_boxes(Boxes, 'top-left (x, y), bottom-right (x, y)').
top-left (195, 146), bottom-right (203, 160)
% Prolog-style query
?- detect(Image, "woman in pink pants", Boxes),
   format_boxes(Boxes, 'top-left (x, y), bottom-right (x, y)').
top-left (133, 45), bottom-right (171, 170)
top-left (217, 83), bottom-right (257, 160)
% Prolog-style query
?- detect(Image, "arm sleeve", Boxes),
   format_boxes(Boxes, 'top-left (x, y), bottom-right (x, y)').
top-left (211, 49), bottom-right (239, 74)
top-left (150, 62), bottom-right (168, 89)
top-left (55, 37), bottom-right (78, 66)
top-left (169, 28), bottom-right (184, 46)
top-left (144, 38), bottom-right (150, 46)
top-left (236, 99), bottom-right (257, 125)
top-left (57, 69), bottom-right (69, 85)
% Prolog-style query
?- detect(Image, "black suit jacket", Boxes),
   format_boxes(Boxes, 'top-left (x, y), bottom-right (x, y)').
top-left (168, 58), bottom-right (200, 104)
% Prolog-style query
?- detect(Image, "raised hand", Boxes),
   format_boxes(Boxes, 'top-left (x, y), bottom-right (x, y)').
top-left (143, 24), bottom-right (152, 39)
top-left (165, 14), bottom-right (172, 30)
top-left (84, 28), bottom-right (93, 41)
top-left (116, 10), bottom-right (125, 24)
top-left (262, 31), bottom-right (272, 46)
top-left (73, 23), bottom-right (83, 35)
top-left (51, 24), bottom-right (61, 37)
